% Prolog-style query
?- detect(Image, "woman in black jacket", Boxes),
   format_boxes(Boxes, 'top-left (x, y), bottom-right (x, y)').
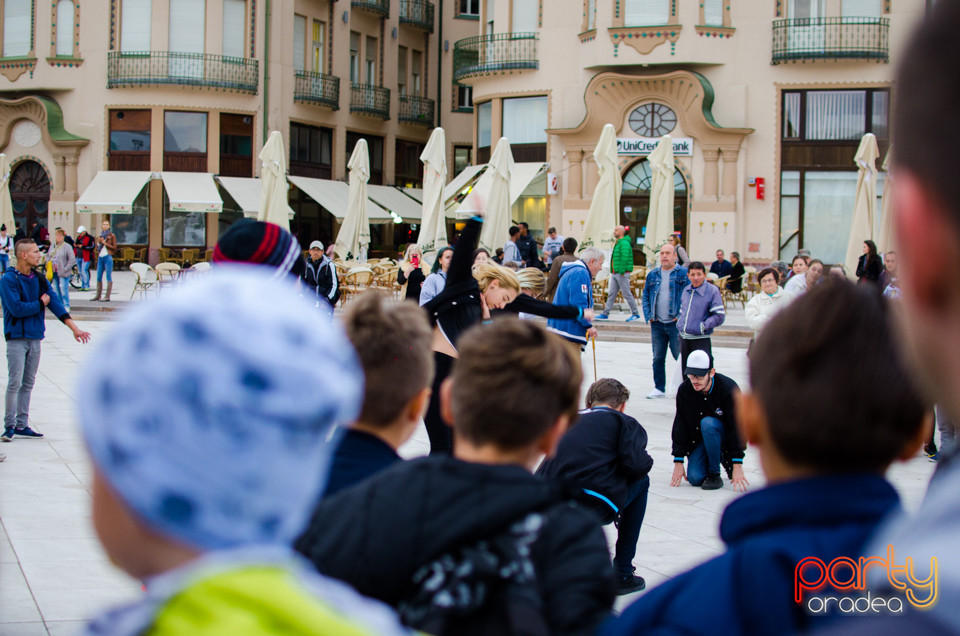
top-left (856, 239), bottom-right (883, 286)
top-left (397, 244), bottom-right (428, 302)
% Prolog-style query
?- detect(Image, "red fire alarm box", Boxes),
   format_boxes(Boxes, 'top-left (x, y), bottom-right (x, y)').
top-left (756, 177), bottom-right (765, 200)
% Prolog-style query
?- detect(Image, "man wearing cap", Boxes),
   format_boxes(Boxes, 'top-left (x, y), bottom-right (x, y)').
top-left (669, 350), bottom-right (747, 491)
top-left (74, 226), bottom-right (95, 291)
top-left (303, 240), bottom-right (339, 310)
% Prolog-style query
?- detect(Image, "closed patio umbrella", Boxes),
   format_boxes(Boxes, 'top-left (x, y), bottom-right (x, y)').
top-left (257, 131), bottom-right (290, 230)
top-left (0, 155), bottom-right (14, 235)
top-left (844, 133), bottom-right (879, 278)
top-left (478, 137), bottom-right (515, 254)
top-left (876, 146), bottom-right (895, 254)
top-left (580, 123), bottom-right (621, 256)
top-left (643, 135), bottom-right (675, 266)
top-left (418, 127), bottom-right (448, 268)
top-left (335, 139), bottom-right (371, 262)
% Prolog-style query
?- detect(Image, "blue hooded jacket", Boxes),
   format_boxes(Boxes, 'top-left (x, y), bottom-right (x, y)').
top-left (0, 267), bottom-right (69, 340)
top-left (547, 260), bottom-right (594, 345)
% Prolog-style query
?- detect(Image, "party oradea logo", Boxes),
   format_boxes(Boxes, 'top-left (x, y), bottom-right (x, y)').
top-left (794, 545), bottom-right (937, 615)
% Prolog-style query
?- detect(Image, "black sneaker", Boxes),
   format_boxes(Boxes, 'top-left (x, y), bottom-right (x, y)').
top-left (14, 426), bottom-right (43, 439)
top-left (701, 474), bottom-right (724, 490)
top-left (616, 574), bottom-right (646, 595)
top-left (1, 427), bottom-right (13, 442)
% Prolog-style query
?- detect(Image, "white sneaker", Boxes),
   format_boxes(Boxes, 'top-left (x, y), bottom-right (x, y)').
top-left (646, 389), bottom-right (666, 399)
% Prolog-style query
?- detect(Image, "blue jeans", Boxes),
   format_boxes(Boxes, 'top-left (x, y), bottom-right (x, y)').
top-left (613, 475), bottom-right (650, 578)
top-left (686, 416), bottom-right (725, 486)
top-left (0, 253), bottom-right (8, 273)
top-left (79, 259), bottom-right (91, 288)
top-left (53, 274), bottom-right (70, 310)
top-left (5, 339), bottom-right (41, 430)
top-left (651, 320), bottom-right (681, 392)
top-left (96, 254), bottom-right (113, 283)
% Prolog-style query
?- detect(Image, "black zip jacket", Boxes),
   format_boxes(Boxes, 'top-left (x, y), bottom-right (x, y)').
top-left (671, 372), bottom-right (745, 461)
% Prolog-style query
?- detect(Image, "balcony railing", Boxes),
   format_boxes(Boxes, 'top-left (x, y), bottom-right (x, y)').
top-left (400, 0), bottom-right (435, 33)
top-left (771, 17), bottom-right (889, 64)
top-left (350, 83), bottom-right (391, 119)
top-left (398, 95), bottom-right (435, 126)
top-left (107, 51), bottom-right (259, 93)
top-left (294, 71), bottom-right (340, 110)
top-left (352, 0), bottom-right (389, 17)
top-left (453, 32), bottom-right (538, 82)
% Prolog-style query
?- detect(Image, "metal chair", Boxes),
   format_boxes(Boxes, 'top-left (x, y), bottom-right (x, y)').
top-left (129, 263), bottom-right (158, 299)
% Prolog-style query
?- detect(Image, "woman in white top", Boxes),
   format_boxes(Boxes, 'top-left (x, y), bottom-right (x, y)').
top-left (418, 246), bottom-right (453, 306)
top-left (745, 267), bottom-right (792, 337)
top-left (0, 224), bottom-right (12, 273)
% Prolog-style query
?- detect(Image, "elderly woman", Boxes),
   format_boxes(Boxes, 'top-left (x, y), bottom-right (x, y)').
top-left (745, 267), bottom-right (792, 338)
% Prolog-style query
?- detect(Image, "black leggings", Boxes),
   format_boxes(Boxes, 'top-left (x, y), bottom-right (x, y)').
top-left (424, 351), bottom-right (456, 455)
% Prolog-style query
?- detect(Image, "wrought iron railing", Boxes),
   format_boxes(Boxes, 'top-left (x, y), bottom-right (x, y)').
top-left (400, 0), bottom-right (435, 32)
top-left (350, 83), bottom-right (391, 119)
top-left (352, 0), bottom-right (389, 17)
top-left (771, 17), bottom-right (889, 64)
top-left (398, 95), bottom-right (435, 126)
top-left (107, 51), bottom-right (259, 93)
top-left (294, 71), bottom-right (340, 110)
top-left (453, 32), bottom-right (538, 82)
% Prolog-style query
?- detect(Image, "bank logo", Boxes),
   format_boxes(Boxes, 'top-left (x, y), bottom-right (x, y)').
top-left (794, 546), bottom-right (937, 614)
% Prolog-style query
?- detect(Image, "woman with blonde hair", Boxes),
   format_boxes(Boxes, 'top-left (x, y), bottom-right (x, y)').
top-left (397, 243), bottom-right (429, 302)
top-left (497, 266), bottom-right (595, 322)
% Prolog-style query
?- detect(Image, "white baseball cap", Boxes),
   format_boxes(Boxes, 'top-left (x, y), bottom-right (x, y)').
top-left (309, 240), bottom-right (324, 251)
top-left (686, 350), bottom-right (712, 377)
top-left (77, 226), bottom-right (86, 234)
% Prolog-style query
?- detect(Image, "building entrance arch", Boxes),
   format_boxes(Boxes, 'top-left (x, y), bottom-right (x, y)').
top-left (620, 158), bottom-right (687, 266)
top-left (10, 160), bottom-right (50, 241)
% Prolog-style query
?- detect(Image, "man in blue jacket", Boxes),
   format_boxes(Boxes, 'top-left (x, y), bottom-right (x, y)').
top-left (548, 246), bottom-right (603, 351)
top-left (1, 240), bottom-right (90, 442)
top-left (641, 243), bottom-right (689, 398)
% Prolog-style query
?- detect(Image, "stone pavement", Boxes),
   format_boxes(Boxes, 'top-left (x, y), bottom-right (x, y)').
top-left (0, 289), bottom-right (937, 633)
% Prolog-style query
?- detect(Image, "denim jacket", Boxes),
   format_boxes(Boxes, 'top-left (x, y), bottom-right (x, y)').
top-left (641, 266), bottom-right (689, 322)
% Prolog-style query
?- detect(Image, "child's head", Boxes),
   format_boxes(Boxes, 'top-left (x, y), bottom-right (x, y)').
top-left (585, 378), bottom-right (630, 410)
top-left (79, 269), bottom-right (362, 577)
top-left (746, 279), bottom-right (928, 477)
top-left (344, 290), bottom-right (433, 432)
top-left (445, 320), bottom-right (581, 457)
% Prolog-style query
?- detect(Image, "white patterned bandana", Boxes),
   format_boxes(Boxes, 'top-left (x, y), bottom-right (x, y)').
top-left (78, 267), bottom-right (362, 550)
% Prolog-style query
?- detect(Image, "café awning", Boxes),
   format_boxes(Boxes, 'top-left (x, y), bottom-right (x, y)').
top-left (367, 184), bottom-right (423, 222)
top-left (456, 162), bottom-right (547, 217)
top-left (287, 175), bottom-right (392, 222)
top-left (76, 171), bottom-right (151, 215)
top-left (215, 176), bottom-right (295, 219)
top-left (160, 172), bottom-right (223, 213)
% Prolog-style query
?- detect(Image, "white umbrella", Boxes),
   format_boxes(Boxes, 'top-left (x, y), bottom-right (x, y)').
top-left (336, 140), bottom-right (371, 262)
top-left (418, 127), bottom-right (448, 268)
top-left (0, 154), bottom-right (14, 235)
top-left (580, 123), bottom-right (621, 255)
top-left (478, 137), bottom-right (515, 254)
top-left (257, 131), bottom-right (290, 230)
top-left (876, 146), bottom-right (895, 254)
top-left (643, 135), bottom-right (675, 266)
top-left (844, 133), bottom-right (880, 278)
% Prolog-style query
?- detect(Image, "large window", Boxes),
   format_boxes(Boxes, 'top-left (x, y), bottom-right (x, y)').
top-left (163, 193), bottom-right (206, 247)
top-left (168, 0), bottom-right (205, 78)
top-left (788, 0), bottom-right (824, 19)
top-left (289, 122), bottom-right (333, 179)
top-left (782, 89), bottom-right (889, 141)
top-left (365, 36), bottom-right (377, 83)
top-left (109, 109), bottom-right (151, 171)
top-left (396, 139), bottom-right (425, 188)
top-left (113, 187), bottom-right (150, 245)
top-left (477, 101), bottom-right (492, 149)
top-left (397, 46), bottom-right (407, 96)
top-left (502, 96), bottom-right (548, 160)
top-left (454, 146), bottom-right (472, 176)
top-left (703, 0), bottom-right (723, 26)
top-left (294, 14), bottom-right (306, 72)
top-left (164, 111), bottom-right (208, 172)
top-left (624, 0), bottom-right (668, 26)
top-left (3, 0), bottom-right (32, 57)
top-left (55, 0), bottom-right (75, 57)
top-left (222, 0), bottom-right (245, 58)
top-left (312, 20), bottom-right (325, 72)
top-left (120, 0), bottom-right (151, 52)
top-left (512, 0), bottom-right (538, 32)
top-left (349, 31), bottom-right (360, 82)
top-left (346, 132), bottom-right (384, 185)
top-left (219, 113), bottom-right (253, 177)
top-left (841, 0), bottom-right (882, 17)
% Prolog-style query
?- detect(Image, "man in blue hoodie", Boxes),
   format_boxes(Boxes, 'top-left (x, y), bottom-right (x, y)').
top-left (0, 239), bottom-right (90, 442)
top-left (603, 281), bottom-right (929, 636)
top-left (548, 246), bottom-right (603, 352)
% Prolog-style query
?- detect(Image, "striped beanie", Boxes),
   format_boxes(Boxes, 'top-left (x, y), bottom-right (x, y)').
top-left (213, 220), bottom-right (303, 278)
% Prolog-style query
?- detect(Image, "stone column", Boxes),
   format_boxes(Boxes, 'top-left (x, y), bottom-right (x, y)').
top-left (721, 147), bottom-right (739, 199)
top-left (65, 155), bottom-right (79, 196)
top-left (702, 147), bottom-right (720, 199)
top-left (567, 149), bottom-right (583, 198)
top-left (54, 156), bottom-right (66, 194)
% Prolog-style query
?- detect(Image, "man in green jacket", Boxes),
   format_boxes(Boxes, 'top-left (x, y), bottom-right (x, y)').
top-left (598, 226), bottom-right (641, 322)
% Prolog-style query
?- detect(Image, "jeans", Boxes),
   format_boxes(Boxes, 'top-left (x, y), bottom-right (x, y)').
top-left (96, 254), bottom-right (113, 283)
top-left (605, 273), bottom-right (639, 315)
top-left (79, 259), bottom-right (91, 288)
top-left (686, 416), bottom-right (725, 486)
top-left (424, 352), bottom-right (455, 455)
top-left (5, 339), bottom-right (41, 430)
top-left (53, 275), bottom-right (70, 310)
top-left (613, 475), bottom-right (650, 578)
top-left (681, 337), bottom-right (712, 374)
top-left (651, 320), bottom-right (681, 392)
top-left (0, 253), bottom-right (8, 273)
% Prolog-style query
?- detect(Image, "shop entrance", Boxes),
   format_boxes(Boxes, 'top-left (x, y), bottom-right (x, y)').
top-left (10, 161), bottom-right (50, 242)
top-left (619, 158), bottom-right (687, 266)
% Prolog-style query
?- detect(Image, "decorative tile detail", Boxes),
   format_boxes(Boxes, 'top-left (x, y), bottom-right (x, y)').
top-left (579, 29), bottom-right (597, 43)
top-left (0, 58), bottom-right (38, 81)
top-left (695, 25), bottom-right (735, 39)
top-left (608, 26), bottom-right (682, 55)
top-left (46, 56), bottom-right (84, 67)
top-left (250, 0), bottom-right (257, 58)
top-left (776, 0), bottom-right (783, 18)
top-left (110, 0), bottom-right (117, 50)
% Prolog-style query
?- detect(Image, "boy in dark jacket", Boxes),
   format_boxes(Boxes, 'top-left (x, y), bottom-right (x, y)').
top-left (537, 378), bottom-right (652, 595)
top-left (604, 281), bottom-right (929, 636)
top-left (296, 320), bottom-right (616, 636)
top-left (302, 240), bottom-right (339, 308)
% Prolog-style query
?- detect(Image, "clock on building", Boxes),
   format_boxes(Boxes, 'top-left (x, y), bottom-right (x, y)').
top-left (12, 121), bottom-right (42, 149)
top-left (629, 103), bottom-right (677, 137)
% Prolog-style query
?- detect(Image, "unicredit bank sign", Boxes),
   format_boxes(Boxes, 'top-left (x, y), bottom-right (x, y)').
top-left (617, 138), bottom-right (693, 156)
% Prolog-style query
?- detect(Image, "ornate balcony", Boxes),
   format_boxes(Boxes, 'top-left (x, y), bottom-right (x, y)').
top-left (400, 0), bottom-right (435, 33)
top-left (453, 32), bottom-right (538, 82)
top-left (398, 95), bottom-right (435, 126)
top-left (352, 0), bottom-right (389, 17)
top-left (350, 83), bottom-right (391, 119)
top-left (772, 17), bottom-right (889, 64)
top-left (294, 71), bottom-right (340, 110)
top-left (107, 51), bottom-right (258, 93)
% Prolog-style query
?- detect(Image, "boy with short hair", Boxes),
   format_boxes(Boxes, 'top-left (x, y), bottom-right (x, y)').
top-left (78, 270), bottom-right (409, 636)
top-left (322, 290), bottom-right (434, 497)
top-left (296, 320), bottom-right (616, 635)
top-left (603, 280), bottom-right (929, 635)
top-left (537, 378), bottom-right (653, 595)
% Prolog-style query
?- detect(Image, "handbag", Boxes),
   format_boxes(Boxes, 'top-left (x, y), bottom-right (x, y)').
top-left (45, 259), bottom-right (54, 282)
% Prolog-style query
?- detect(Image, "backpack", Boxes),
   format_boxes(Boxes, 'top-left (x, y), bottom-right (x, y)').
top-left (396, 506), bottom-right (564, 636)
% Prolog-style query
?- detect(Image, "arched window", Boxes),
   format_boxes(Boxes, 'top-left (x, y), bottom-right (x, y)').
top-left (621, 159), bottom-right (686, 195)
top-left (55, 0), bottom-right (74, 57)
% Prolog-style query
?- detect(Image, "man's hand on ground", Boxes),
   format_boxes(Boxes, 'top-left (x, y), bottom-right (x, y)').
top-left (670, 462), bottom-right (686, 487)
top-left (731, 464), bottom-right (750, 492)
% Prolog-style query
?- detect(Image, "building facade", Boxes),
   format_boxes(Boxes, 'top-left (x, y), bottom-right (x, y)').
top-left (455, 0), bottom-right (923, 265)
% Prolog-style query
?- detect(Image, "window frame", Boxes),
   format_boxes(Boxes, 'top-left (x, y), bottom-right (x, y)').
top-left (2, 0), bottom-right (35, 59)
top-left (781, 88), bottom-right (890, 143)
top-left (52, 0), bottom-right (80, 59)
